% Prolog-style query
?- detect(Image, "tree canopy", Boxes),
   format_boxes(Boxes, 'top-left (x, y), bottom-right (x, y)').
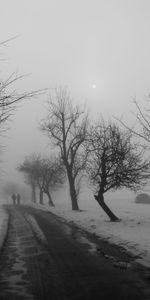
top-left (41, 87), bottom-right (88, 210)
top-left (85, 120), bottom-right (150, 221)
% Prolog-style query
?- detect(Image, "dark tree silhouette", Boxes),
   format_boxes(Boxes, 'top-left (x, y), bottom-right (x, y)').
top-left (117, 97), bottom-right (150, 147)
top-left (18, 154), bottom-right (65, 205)
top-left (0, 38), bottom-right (44, 138)
top-left (29, 154), bottom-right (65, 206)
top-left (85, 120), bottom-right (150, 221)
top-left (41, 87), bottom-right (88, 211)
top-left (41, 157), bottom-right (65, 206)
top-left (0, 72), bottom-right (44, 139)
top-left (18, 155), bottom-right (38, 203)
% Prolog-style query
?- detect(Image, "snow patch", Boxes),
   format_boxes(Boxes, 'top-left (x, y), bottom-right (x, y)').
top-left (29, 198), bottom-right (150, 268)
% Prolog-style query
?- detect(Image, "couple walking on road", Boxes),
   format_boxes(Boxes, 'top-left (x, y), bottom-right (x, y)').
top-left (11, 193), bottom-right (21, 205)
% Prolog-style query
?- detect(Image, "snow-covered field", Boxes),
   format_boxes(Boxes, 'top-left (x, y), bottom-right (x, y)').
top-left (29, 187), bottom-right (150, 268)
top-left (1, 187), bottom-right (150, 269)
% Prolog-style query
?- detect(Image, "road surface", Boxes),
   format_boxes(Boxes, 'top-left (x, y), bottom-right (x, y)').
top-left (0, 204), bottom-right (150, 299)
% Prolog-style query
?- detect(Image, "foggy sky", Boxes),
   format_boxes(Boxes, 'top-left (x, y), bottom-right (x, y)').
top-left (1, 0), bottom-right (150, 192)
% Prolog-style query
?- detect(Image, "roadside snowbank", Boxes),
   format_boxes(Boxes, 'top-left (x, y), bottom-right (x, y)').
top-left (0, 205), bottom-right (9, 251)
top-left (29, 196), bottom-right (150, 268)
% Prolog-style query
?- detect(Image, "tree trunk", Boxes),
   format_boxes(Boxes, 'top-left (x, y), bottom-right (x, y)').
top-left (94, 193), bottom-right (119, 222)
top-left (46, 191), bottom-right (55, 207)
top-left (31, 185), bottom-right (36, 203)
top-left (39, 189), bottom-right (44, 204)
top-left (67, 171), bottom-right (79, 211)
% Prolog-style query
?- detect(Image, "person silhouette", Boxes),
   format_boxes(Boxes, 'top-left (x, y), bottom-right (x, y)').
top-left (16, 193), bottom-right (21, 205)
top-left (12, 193), bottom-right (16, 205)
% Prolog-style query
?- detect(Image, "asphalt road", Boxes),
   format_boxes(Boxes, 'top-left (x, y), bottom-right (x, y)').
top-left (0, 205), bottom-right (150, 300)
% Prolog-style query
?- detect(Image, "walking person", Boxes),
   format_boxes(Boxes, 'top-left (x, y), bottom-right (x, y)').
top-left (11, 194), bottom-right (16, 205)
top-left (16, 193), bottom-right (21, 205)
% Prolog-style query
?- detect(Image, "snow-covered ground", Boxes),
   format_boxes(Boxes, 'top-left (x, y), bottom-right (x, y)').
top-left (29, 187), bottom-right (150, 268)
top-left (1, 187), bottom-right (150, 269)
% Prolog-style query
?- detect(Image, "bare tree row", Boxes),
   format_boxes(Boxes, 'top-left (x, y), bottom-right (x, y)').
top-left (1, 39), bottom-right (150, 222)
top-left (18, 154), bottom-right (65, 206)
top-left (18, 87), bottom-right (150, 222)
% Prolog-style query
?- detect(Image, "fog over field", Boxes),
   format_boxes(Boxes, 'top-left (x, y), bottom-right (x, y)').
top-left (0, 0), bottom-right (150, 204)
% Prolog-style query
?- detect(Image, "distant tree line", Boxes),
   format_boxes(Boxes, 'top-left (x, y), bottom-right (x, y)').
top-left (18, 154), bottom-right (65, 206)
top-left (18, 87), bottom-right (150, 222)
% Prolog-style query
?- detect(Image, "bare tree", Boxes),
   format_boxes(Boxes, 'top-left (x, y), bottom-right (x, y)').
top-left (28, 155), bottom-right (45, 205)
top-left (41, 87), bottom-right (88, 211)
top-left (18, 154), bottom-right (45, 204)
top-left (18, 154), bottom-right (65, 206)
top-left (18, 155), bottom-right (38, 203)
top-left (41, 156), bottom-right (66, 206)
top-left (117, 97), bottom-right (150, 147)
top-left (0, 38), bottom-right (45, 136)
top-left (0, 73), bottom-right (43, 133)
top-left (85, 120), bottom-right (150, 221)
top-left (29, 154), bottom-right (65, 206)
